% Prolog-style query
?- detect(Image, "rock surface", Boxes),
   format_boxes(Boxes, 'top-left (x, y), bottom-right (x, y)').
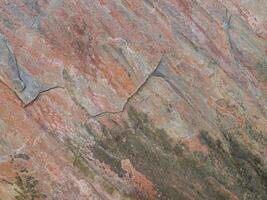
top-left (0, 0), bottom-right (266, 199)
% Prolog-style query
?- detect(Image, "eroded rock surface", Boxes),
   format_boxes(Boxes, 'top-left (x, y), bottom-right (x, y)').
top-left (0, 0), bottom-right (266, 199)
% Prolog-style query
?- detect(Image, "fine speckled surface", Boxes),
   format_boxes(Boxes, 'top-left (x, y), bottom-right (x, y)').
top-left (0, 0), bottom-right (266, 199)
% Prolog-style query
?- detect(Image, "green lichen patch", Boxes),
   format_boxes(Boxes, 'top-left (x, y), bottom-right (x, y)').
top-left (100, 179), bottom-right (115, 195)
top-left (89, 107), bottom-right (267, 199)
top-left (14, 173), bottom-right (46, 200)
top-left (199, 129), bottom-right (267, 200)
top-left (90, 107), bottom-right (212, 199)
top-left (127, 106), bottom-right (173, 153)
top-left (92, 143), bottom-right (124, 177)
top-left (244, 120), bottom-right (267, 146)
top-left (254, 61), bottom-right (267, 83)
top-left (73, 156), bottom-right (95, 179)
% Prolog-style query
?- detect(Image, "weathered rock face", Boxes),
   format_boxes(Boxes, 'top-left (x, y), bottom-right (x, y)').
top-left (0, 0), bottom-right (266, 199)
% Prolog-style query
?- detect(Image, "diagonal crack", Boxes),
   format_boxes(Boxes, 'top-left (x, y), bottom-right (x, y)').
top-left (91, 57), bottom-right (164, 118)
top-left (23, 86), bottom-right (64, 108)
top-left (0, 35), bottom-right (64, 108)
top-left (0, 63), bottom-right (64, 108)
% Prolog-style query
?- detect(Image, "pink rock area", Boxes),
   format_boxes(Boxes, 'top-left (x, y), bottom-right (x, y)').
top-left (0, 0), bottom-right (266, 199)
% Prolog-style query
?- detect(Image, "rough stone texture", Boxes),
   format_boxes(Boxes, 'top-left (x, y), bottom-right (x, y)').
top-left (0, 0), bottom-right (266, 199)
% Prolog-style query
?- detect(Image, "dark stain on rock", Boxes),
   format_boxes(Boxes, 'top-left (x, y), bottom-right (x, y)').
top-left (14, 153), bottom-right (30, 161)
top-left (199, 129), bottom-right (267, 200)
top-left (90, 107), bottom-right (267, 199)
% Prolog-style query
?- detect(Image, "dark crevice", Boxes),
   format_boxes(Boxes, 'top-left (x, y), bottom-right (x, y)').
top-left (23, 86), bottom-right (64, 108)
top-left (0, 34), bottom-right (64, 108)
top-left (62, 69), bottom-right (93, 118)
top-left (90, 57), bottom-right (164, 118)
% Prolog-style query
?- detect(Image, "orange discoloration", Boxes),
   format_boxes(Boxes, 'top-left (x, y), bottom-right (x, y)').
top-left (177, 0), bottom-right (192, 15)
top-left (182, 135), bottom-right (209, 154)
top-left (0, 162), bottom-right (15, 179)
top-left (0, 0), bottom-right (266, 199)
top-left (214, 99), bottom-right (244, 128)
top-left (121, 159), bottom-right (156, 199)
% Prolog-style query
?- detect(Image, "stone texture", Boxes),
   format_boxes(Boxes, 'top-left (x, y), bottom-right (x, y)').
top-left (0, 0), bottom-right (266, 199)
